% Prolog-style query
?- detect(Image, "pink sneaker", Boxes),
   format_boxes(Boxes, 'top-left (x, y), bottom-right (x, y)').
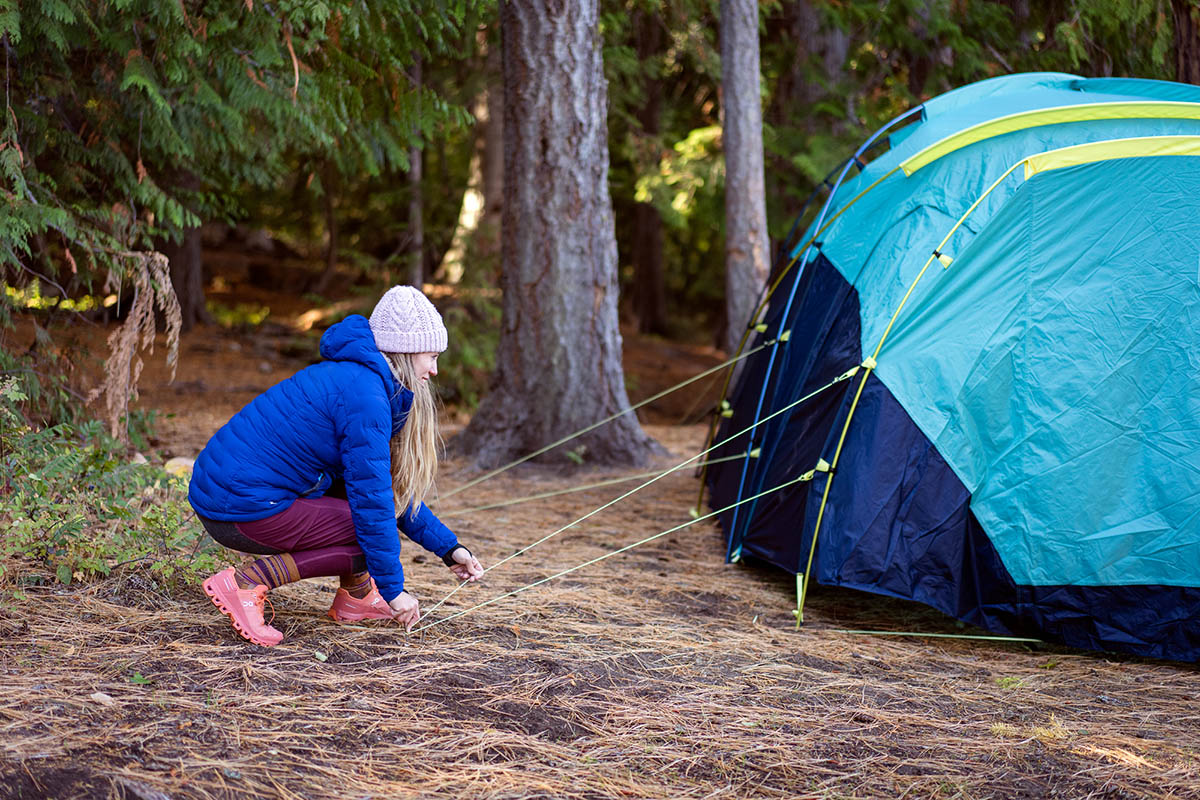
top-left (327, 581), bottom-right (396, 622)
top-left (202, 567), bottom-right (284, 647)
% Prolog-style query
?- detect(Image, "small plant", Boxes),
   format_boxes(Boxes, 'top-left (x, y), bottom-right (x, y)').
top-left (0, 379), bottom-right (224, 598)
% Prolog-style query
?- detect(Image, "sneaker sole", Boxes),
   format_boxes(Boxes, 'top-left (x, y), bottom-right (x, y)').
top-left (327, 608), bottom-right (395, 623)
top-left (203, 577), bottom-right (283, 647)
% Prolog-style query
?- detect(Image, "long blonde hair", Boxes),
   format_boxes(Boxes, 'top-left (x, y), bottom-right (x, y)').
top-left (384, 353), bottom-right (440, 519)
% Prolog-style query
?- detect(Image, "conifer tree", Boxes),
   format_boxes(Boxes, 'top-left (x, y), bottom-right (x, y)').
top-left (0, 0), bottom-right (474, 308)
top-left (0, 0), bottom-right (476, 430)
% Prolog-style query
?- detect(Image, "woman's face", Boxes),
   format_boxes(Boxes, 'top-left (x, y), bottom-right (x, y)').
top-left (411, 352), bottom-right (439, 382)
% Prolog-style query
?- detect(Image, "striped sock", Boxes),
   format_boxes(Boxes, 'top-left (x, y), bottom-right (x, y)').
top-left (339, 571), bottom-right (374, 599)
top-left (235, 554), bottom-right (301, 590)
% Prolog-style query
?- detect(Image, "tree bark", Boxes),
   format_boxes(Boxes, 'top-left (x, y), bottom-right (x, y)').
top-left (452, 0), bottom-right (661, 468)
top-left (1176, 0), bottom-right (1200, 85)
top-left (720, 0), bottom-right (770, 356)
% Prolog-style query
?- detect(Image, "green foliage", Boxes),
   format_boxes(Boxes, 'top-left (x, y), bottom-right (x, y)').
top-left (756, 0), bottom-right (1182, 250)
top-left (0, 0), bottom-right (480, 290)
top-left (604, 0), bottom-right (725, 330)
top-left (0, 328), bottom-right (84, 429)
top-left (632, 125), bottom-right (727, 321)
top-left (0, 376), bottom-right (223, 597)
top-left (1047, 0), bottom-right (1174, 77)
top-left (206, 300), bottom-right (272, 329)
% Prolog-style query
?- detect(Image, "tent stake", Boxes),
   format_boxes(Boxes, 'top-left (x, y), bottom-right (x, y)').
top-left (793, 573), bottom-right (804, 628)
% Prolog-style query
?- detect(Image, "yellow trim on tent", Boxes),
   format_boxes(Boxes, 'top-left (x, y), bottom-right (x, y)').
top-left (901, 102), bottom-right (1200, 176)
top-left (1022, 135), bottom-right (1200, 178)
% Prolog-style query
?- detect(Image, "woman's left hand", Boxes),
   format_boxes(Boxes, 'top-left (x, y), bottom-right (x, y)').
top-left (445, 545), bottom-right (484, 582)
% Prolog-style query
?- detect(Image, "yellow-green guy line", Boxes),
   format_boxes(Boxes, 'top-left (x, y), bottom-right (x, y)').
top-left (436, 453), bottom-right (751, 518)
top-left (438, 338), bottom-right (779, 502)
top-left (412, 469), bottom-right (817, 634)
top-left (832, 629), bottom-right (1043, 643)
top-left (422, 361), bottom-right (866, 619)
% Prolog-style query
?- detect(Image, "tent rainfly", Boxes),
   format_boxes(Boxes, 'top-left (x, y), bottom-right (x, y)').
top-left (706, 72), bottom-right (1200, 662)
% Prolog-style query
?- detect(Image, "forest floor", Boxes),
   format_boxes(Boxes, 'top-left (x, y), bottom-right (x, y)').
top-left (3, 264), bottom-right (1200, 800)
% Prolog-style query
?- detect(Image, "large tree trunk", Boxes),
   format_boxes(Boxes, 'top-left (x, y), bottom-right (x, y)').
top-left (452, 0), bottom-right (661, 468)
top-left (720, 0), bottom-right (770, 355)
top-left (1176, 0), bottom-right (1200, 85)
top-left (630, 9), bottom-right (669, 336)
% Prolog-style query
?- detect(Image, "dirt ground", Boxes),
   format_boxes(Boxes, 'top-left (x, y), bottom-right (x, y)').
top-left (3, 282), bottom-right (1200, 799)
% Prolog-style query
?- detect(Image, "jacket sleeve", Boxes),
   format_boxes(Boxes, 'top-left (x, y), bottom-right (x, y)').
top-left (397, 502), bottom-right (459, 557)
top-left (335, 387), bottom-right (406, 603)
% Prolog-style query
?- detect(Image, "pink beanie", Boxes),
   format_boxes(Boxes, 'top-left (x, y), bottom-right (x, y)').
top-left (368, 286), bottom-right (448, 353)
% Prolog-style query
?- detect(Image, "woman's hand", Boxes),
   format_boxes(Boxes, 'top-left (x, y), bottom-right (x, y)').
top-left (445, 545), bottom-right (484, 582)
top-left (388, 590), bottom-right (420, 632)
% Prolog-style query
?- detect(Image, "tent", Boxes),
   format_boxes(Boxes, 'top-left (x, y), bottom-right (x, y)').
top-left (705, 73), bottom-right (1200, 662)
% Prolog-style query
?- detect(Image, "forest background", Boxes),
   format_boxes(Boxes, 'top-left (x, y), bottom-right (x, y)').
top-left (1, 0), bottom-right (1199, 596)
top-left (2, 4), bottom-right (1200, 798)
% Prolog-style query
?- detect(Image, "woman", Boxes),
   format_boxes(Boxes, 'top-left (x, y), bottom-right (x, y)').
top-left (188, 286), bottom-right (484, 646)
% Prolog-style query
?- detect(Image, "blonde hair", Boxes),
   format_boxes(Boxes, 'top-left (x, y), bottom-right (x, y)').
top-left (384, 353), bottom-right (441, 519)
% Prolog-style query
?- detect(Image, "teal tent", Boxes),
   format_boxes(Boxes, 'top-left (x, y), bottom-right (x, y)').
top-left (707, 73), bottom-right (1200, 661)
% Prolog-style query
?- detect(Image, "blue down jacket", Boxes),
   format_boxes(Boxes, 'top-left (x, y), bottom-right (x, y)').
top-left (188, 315), bottom-right (457, 601)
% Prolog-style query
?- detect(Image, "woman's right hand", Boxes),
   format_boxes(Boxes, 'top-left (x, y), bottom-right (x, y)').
top-left (388, 590), bottom-right (420, 632)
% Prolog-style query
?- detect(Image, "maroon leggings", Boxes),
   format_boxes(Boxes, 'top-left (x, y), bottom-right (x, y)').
top-left (199, 496), bottom-right (367, 579)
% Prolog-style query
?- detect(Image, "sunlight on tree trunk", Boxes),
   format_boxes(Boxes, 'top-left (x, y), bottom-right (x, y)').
top-left (435, 28), bottom-right (504, 286)
top-left (436, 152), bottom-right (484, 285)
top-left (451, 0), bottom-right (661, 469)
top-left (720, 0), bottom-right (769, 356)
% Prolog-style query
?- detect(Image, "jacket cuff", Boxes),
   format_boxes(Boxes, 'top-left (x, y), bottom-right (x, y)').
top-left (442, 544), bottom-right (471, 567)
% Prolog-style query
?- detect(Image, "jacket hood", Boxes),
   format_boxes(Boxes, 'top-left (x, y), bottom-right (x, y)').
top-left (320, 315), bottom-right (413, 435)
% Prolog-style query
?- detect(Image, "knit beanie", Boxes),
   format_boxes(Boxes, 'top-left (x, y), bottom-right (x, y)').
top-left (368, 286), bottom-right (448, 353)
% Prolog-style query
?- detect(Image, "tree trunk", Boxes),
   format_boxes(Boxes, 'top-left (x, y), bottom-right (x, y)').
top-left (720, 0), bottom-right (770, 356)
top-left (163, 226), bottom-right (209, 332)
top-left (435, 30), bottom-right (502, 285)
top-left (762, 2), bottom-right (848, 251)
top-left (766, 2), bottom-right (849, 124)
top-left (632, 198), bottom-right (667, 336)
top-left (452, 0), bottom-right (661, 468)
top-left (631, 9), bottom-right (669, 336)
top-left (408, 56), bottom-right (425, 288)
top-left (308, 163), bottom-right (340, 295)
top-left (1176, 0), bottom-right (1200, 85)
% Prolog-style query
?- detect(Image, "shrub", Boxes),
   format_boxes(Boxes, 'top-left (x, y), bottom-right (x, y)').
top-left (0, 376), bottom-right (223, 600)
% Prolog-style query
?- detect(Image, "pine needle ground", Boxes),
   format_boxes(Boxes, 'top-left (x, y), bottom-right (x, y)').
top-left (3, 426), bottom-right (1200, 799)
